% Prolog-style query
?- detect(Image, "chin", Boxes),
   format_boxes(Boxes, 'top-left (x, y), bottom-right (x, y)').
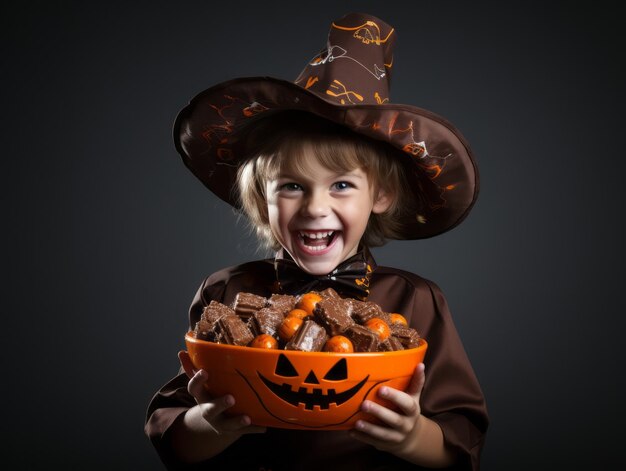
top-left (296, 258), bottom-right (338, 276)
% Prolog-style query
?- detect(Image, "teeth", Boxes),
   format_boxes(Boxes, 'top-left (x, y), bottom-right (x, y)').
top-left (306, 244), bottom-right (328, 251)
top-left (298, 230), bottom-right (335, 239)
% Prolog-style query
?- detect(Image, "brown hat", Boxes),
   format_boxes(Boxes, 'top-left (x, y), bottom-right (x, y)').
top-left (174, 12), bottom-right (479, 239)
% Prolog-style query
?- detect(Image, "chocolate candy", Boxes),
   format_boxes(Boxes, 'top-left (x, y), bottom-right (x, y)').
top-left (250, 307), bottom-right (284, 337)
top-left (378, 336), bottom-right (405, 351)
top-left (268, 294), bottom-right (297, 316)
top-left (218, 315), bottom-right (255, 346)
top-left (344, 324), bottom-right (379, 352)
top-left (192, 291), bottom-right (422, 352)
top-left (349, 300), bottom-right (384, 324)
top-left (286, 319), bottom-right (328, 352)
top-left (390, 325), bottom-right (421, 349)
top-left (314, 298), bottom-right (354, 336)
top-left (194, 301), bottom-right (236, 341)
top-left (232, 292), bottom-right (267, 320)
top-left (319, 287), bottom-right (341, 299)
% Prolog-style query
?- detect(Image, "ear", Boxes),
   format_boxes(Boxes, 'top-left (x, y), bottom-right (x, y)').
top-left (372, 188), bottom-right (393, 214)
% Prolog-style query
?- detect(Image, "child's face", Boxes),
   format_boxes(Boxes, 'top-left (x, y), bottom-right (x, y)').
top-left (265, 153), bottom-right (390, 275)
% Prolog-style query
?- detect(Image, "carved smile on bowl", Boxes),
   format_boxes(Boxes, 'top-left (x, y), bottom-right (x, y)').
top-left (258, 355), bottom-right (369, 410)
top-left (236, 353), bottom-right (379, 427)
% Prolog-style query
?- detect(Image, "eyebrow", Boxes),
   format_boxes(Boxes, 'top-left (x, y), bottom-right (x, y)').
top-left (277, 171), bottom-right (364, 180)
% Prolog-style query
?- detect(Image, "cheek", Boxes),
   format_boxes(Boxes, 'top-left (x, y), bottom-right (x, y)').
top-left (268, 200), bottom-right (295, 232)
top-left (342, 201), bottom-right (373, 231)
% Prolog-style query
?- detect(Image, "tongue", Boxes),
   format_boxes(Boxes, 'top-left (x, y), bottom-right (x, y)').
top-left (304, 235), bottom-right (331, 247)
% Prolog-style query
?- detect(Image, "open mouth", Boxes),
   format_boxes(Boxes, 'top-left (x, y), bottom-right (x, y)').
top-left (297, 230), bottom-right (340, 252)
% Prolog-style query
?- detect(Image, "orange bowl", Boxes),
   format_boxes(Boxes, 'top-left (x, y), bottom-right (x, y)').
top-left (183, 331), bottom-right (427, 430)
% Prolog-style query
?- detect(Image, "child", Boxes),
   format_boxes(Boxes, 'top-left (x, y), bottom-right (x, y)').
top-left (145, 12), bottom-right (488, 470)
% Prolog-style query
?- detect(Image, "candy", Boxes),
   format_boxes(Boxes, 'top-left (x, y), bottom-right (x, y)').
top-left (192, 290), bottom-right (422, 352)
top-left (389, 313), bottom-right (409, 327)
top-left (287, 308), bottom-right (310, 320)
top-left (285, 319), bottom-right (328, 352)
top-left (250, 307), bottom-right (285, 337)
top-left (344, 324), bottom-right (379, 352)
top-left (250, 333), bottom-right (279, 349)
top-left (314, 298), bottom-right (355, 336)
top-left (194, 300), bottom-right (236, 341)
top-left (364, 317), bottom-right (391, 341)
top-left (268, 294), bottom-right (297, 316)
top-left (218, 315), bottom-right (254, 346)
top-left (296, 292), bottom-right (323, 316)
top-left (323, 335), bottom-right (354, 353)
top-left (349, 300), bottom-right (384, 324)
top-left (232, 292), bottom-right (267, 320)
top-left (278, 315), bottom-right (304, 342)
top-left (390, 324), bottom-right (421, 349)
top-left (378, 336), bottom-right (404, 351)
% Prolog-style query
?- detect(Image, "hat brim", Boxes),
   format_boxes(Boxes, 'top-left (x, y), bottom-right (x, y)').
top-left (174, 76), bottom-right (479, 240)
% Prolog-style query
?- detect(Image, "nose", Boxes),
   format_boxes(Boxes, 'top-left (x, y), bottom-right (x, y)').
top-left (300, 189), bottom-right (331, 218)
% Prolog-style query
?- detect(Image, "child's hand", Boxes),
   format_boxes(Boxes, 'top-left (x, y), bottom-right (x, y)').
top-left (185, 368), bottom-right (267, 436)
top-left (350, 363), bottom-right (426, 455)
top-left (170, 352), bottom-right (266, 463)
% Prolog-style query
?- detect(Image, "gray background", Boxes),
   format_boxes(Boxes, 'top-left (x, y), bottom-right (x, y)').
top-left (3, 1), bottom-right (624, 469)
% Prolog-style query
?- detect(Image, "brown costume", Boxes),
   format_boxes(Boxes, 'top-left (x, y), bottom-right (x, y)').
top-left (149, 12), bottom-right (488, 469)
top-left (145, 252), bottom-right (488, 470)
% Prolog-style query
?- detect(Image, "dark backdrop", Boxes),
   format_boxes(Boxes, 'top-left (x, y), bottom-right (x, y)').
top-left (3, 1), bottom-right (624, 469)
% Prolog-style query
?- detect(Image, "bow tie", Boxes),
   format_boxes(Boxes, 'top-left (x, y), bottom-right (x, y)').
top-left (274, 248), bottom-right (376, 300)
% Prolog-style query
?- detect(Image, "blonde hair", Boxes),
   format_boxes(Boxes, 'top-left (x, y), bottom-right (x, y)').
top-left (235, 112), bottom-right (416, 250)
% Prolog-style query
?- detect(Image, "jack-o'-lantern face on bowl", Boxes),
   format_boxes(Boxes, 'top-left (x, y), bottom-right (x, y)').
top-left (184, 332), bottom-right (427, 430)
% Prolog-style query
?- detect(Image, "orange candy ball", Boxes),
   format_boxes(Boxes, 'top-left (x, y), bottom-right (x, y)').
top-left (278, 316), bottom-right (303, 342)
top-left (323, 335), bottom-right (354, 353)
top-left (249, 334), bottom-right (279, 349)
top-left (296, 292), bottom-right (323, 316)
top-left (389, 313), bottom-right (408, 327)
top-left (364, 317), bottom-right (391, 341)
top-left (287, 308), bottom-right (310, 320)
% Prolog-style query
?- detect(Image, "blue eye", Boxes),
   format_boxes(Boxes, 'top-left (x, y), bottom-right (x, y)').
top-left (333, 181), bottom-right (352, 191)
top-left (279, 182), bottom-right (302, 191)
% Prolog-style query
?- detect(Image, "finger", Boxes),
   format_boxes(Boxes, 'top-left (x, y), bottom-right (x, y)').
top-left (406, 363), bottom-right (426, 397)
top-left (377, 386), bottom-right (419, 418)
top-left (215, 414), bottom-right (267, 435)
top-left (199, 394), bottom-right (236, 424)
top-left (178, 351), bottom-right (196, 379)
top-left (351, 419), bottom-right (405, 446)
top-left (361, 399), bottom-right (412, 435)
top-left (187, 369), bottom-right (214, 403)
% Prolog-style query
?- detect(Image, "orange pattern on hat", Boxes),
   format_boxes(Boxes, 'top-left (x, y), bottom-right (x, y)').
top-left (201, 95), bottom-right (271, 161)
top-left (374, 92), bottom-right (389, 104)
top-left (332, 20), bottom-right (394, 46)
top-left (305, 76), bottom-right (319, 89)
top-left (243, 101), bottom-right (268, 117)
top-left (326, 79), bottom-right (364, 104)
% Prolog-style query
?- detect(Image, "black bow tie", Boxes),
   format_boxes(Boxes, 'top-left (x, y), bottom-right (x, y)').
top-left (274, 248), bottom-right (376, 300)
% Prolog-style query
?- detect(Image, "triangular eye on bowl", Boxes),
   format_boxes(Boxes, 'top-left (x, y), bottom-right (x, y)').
top-left (275, 354), bottom-right (299, 377)
top-left (323, 358), bottom-right (348, 381)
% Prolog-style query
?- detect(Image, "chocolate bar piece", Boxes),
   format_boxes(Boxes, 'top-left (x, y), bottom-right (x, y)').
top-left (285, 319), bottom-right (328, 352)
top-left (268, 294), bottom-right (297, 315)
top-left (391, 325), bottom-right (421, 349)
top-left (319, 287), bottom-right (341, 300)
top-left (232, 292), bottom-right (267, 320)
top-left (349, 300), bottom-right (384, 324)
top-left (314, 298), bottom-right (354, 336)
top-left (344, 324), bottom-right (379, 352)
top-left (193, 301), bottom-right (236, 341)
top-left (193, 318), bottom-right (218, 342)
top-left (218, 315), bottom-right (254, 346)
top-left (378, 336), bottom-right (405, 352)
top-left (250, 307), bottom-right (284, 337)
